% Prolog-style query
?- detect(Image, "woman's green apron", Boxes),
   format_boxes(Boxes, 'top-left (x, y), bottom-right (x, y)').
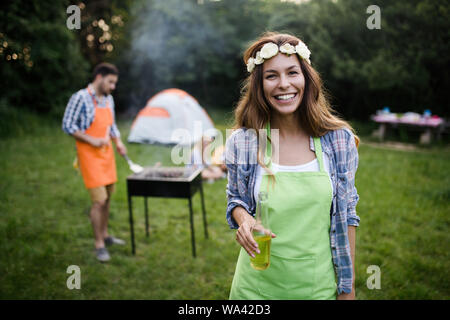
top-left (229, 123), bottom-right (337, 300)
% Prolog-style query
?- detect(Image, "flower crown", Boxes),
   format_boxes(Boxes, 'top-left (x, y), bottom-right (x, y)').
top-left (246, 41), bottom-right (311, 73)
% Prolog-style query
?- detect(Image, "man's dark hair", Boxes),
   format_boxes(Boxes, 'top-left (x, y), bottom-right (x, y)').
top-left (92, 62), bottom-right (119, 79)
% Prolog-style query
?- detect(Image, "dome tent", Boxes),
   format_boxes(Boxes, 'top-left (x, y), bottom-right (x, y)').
top-left (128, 89), bottom-right (217, 146)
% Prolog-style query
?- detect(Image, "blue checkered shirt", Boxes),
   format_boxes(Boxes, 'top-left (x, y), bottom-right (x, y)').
top-left (62, 85), bottom-right (120, 138)
top-left (225, 127), bottom-right (360, 295)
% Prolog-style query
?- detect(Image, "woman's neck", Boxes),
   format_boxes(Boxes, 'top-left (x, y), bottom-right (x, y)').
top-left (270, 111), bottom-right (305, 139)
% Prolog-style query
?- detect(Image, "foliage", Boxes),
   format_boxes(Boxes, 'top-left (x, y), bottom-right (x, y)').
top-left (300, 0), bottom-right (450, 119)
top-left (118, 0), bottom-right (270, 112)
top-left (116, 0), bottom-right (449, 119)
top-left (0, 112), bottom-right (449, 299)
top-left (0, 0), bottom-right (449, 120)
top-left (0, 1), bottom-right (89, 117)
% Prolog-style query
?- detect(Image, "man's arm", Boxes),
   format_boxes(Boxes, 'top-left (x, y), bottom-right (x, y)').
top-left (108, 98), bottom-right (126, 156)
top-left (72, 129), bottom-right (125, 154)
top-left (112, 136), bottom-right (127, 156)
top-left (72, 130), bottom-right (109, 148)
top-left (62, 93), bottom-right (83, 135)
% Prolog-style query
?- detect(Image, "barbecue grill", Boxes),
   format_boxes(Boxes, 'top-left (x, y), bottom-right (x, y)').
top-left (126, 166), bottom-right (208, 257)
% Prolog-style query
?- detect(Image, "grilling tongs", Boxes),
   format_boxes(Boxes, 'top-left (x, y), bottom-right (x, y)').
top-left (123, 154), bottom-right (144, 174)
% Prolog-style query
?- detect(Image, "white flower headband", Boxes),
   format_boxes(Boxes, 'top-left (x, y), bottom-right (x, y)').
top-left (246, 41), bottom-right (311, 73)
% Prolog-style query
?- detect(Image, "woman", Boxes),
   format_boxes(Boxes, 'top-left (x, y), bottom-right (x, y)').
top-left (226, 32), bottom-right (360, 300)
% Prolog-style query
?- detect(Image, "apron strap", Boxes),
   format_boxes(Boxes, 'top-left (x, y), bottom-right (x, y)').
top-left (313, 137), bottom-right (325, 172)
top-left (87, 86), bottom-right (110, 136)
top-left (87, 86), bottom-right (109, 109)
top-left (265, 122), bottom-right (272, 167)
top-left (87, 86), bottom-right (98, 108)
top-left (266, 122), bottom-right (325, 172)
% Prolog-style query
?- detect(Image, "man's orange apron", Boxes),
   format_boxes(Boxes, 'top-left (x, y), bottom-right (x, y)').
top-left (76, 87), bottom-right (117, 189)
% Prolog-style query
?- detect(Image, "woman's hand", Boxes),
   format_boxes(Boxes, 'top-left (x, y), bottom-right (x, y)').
top-left (232, 206), bottom-right (276, 257)
top-left (235, 216), bottom-right (276, 258)
top-left (337, 286), bottom-right (356, 300)
top-left (236, 216), bottom-right (259, 258)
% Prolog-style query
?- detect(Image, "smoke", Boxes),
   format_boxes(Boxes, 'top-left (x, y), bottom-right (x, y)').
top-left (126, 0), bottom-right (231, 110)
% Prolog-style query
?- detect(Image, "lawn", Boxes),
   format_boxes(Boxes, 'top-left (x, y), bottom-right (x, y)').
top-left (0, 111), bottom-right (449, 299)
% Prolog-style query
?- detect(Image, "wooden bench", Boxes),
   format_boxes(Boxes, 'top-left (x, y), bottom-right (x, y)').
top-left (371, 115), bottom-right (446, 144)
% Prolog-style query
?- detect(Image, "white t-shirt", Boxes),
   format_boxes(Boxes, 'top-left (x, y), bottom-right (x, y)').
top-left (253, 152), bottom-right (334, 203)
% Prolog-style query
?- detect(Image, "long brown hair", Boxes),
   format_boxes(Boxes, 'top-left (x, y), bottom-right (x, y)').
top-left (233, 32), bottom-right (359, 187)
top-left (233, 32), bottom-right (360, 146)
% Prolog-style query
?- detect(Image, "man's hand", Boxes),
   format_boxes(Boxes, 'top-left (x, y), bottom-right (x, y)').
top-left (113, 138), bottom-right (127, 156)
top-left (89, 136), bottom-right (110, 148)
top-left (73, 131), bottom-right (109, 148)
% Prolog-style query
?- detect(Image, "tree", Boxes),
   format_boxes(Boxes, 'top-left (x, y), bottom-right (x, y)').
top-left (0, 1), bottom-right (89, 116)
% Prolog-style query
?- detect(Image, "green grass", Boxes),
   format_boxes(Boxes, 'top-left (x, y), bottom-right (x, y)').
top-left (0, 111), bottom-right (449, 299)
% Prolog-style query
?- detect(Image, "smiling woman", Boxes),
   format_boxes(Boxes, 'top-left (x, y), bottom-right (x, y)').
top-left (233, 32), bottom-right (357, 143)
top-left (226, 32), bottom-right (361, 300)
top-left (263, 56), bottom-right (305, 117)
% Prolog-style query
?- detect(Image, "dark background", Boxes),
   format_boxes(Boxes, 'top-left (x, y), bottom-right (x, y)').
top-left (0, 0), bottom-right (448, 127)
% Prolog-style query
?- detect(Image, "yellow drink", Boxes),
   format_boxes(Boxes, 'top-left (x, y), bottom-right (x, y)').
top-left (250, 234), bottom-right (271, 270)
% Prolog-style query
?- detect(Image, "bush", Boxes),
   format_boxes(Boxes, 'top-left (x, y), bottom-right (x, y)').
top-left (0, 1), bottom-right (89, 117)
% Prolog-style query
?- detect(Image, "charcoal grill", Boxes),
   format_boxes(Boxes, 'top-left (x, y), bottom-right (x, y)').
top-left (126, 166), bottom-right (208, 257)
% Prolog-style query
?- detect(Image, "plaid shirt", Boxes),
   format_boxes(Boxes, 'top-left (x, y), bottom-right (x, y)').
top-left (62, 84), bottom-right (120, 138)
top-left (225, 127), bottom-right (360, 295)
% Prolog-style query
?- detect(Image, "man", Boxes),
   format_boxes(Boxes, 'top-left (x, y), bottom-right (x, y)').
top-left (62, 62), bottom-right (127, 262)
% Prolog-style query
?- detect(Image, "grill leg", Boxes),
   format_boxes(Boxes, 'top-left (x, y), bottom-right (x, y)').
top-left (199, 181), bottom-right (208, 239)
top-left (128, 194), bottom-right (136, 255)
top-left (144, 197), bottom-right (149, 237)
top-left (188, 197), bottom-right (196, 258)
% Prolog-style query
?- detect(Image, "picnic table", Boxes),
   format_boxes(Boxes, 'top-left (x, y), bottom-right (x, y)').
top-left (371, 113), bottom-right (446, 144)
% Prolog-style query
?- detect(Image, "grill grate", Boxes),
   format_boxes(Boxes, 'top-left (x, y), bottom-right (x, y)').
top-left (129, 166), bottom-right (199, 181)
top-left (126, 166), bottom-right (208, 257)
